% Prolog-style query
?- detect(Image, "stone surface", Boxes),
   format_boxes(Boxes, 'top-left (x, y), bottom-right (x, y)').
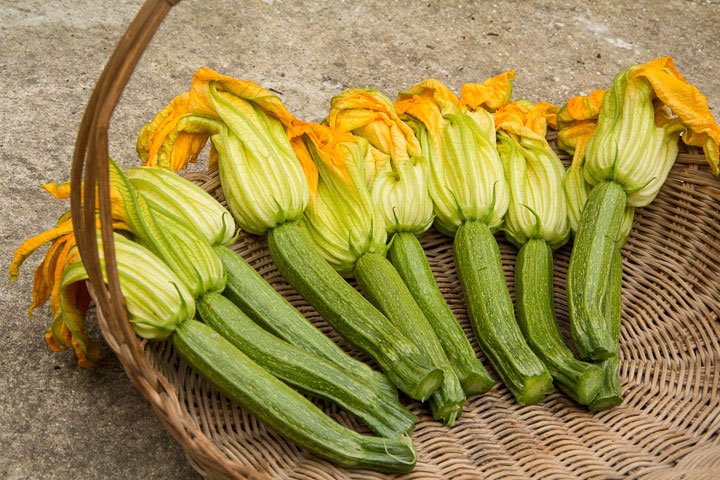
top-left (1, 0), bottom-right (717, 478)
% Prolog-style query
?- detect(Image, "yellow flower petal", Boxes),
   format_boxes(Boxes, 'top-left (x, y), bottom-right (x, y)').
top-left (287, 121), bottom-right (356, 198)
top-left (190, 67), bottom-right (297, 128)
top-left (628, 57), bottom-right (720, 176)
top-left (9, 218), bottom-right (74, 282)
top-left (556, 90), bottom-right (605, 157)
top-left (461, 70), bottom-right (515, 112)
top-left (493, 100), bottom-right (558, 143)
top-left (41, 182), bottom-right (72, 199)
top-left (395, 79), bottom-right (461, 134)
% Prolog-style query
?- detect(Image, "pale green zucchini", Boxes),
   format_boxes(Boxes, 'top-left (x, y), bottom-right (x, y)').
top-left (389, 232), bottom-right (494, 396)
top-left (355, 251), bottom-right (466, 426)
top-left (515, 239), bottom-right (603, 405)
top-left (197, 293), bottom-right (415, 438)
top-left (172, 320), bottom-right (417, 473)
top-left (454, 220), bottom-right (554, 404)
top-left (213, 245), bottom-right (397, 400)
top-left (567, 180), bottom-right (626, 361)
top-left (268, 221), bottom-right (443, 401)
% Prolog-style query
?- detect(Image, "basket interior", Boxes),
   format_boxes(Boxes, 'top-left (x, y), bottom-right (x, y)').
top-left (143, 139), bottom-right (720, 479)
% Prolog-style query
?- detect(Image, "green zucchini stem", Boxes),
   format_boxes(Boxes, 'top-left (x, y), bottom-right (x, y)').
top-left (454, 220), bottom-right (554, 404)
top-left (389, 232), bottom-right (494, 396)
top-left (567, 180), bottom-right (626, 361)
top-left (268, 221), bottom-right (443, 402)
top-left (172, 320), bottom-right (417, 473)
top-left (515, 239), bottom-right (603, 405)
top-left (355, 251), bottom-right (466, 425)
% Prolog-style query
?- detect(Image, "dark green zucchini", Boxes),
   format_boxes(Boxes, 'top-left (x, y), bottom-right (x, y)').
top-left (268, 221), bottom-right (443, 401)
top-left (515, 239), bottom-right (603, 405)
top-left (213, 245), bottom-right (397, 400)
top-left (197, 293), bottom-right (416, 437)
top-left (389, 232), bottom-right (494, 396)
top-left (454, 220), bottom-right (553, 404)
top-left (355, 251), bottom-right (466, 426)
top-left (172, 320), bottom-right (417, 473)
top-left (567, 180), bottom-right (626, 361)
top-left (589, 248), bottom-right (624, 411)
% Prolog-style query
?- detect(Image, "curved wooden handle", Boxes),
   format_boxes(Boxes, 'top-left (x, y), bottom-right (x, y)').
top-left (68, 1), bottom-right (267, 478)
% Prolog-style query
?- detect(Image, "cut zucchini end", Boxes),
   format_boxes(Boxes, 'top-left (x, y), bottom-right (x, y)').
top-left (408, 368), bottom-right (444, 402)
top-left (585, 345), bottom-right (617, 362)
top-left (434, 403), bottom-right (463, 427)
top-left (575, 365), bottom-right (605, 405)
top-left (461, 373), bottom-right (496, 397)
top-left (516, 373), bottom-right (555, 405)
top-left (589, 394), bottom-right (623, 412)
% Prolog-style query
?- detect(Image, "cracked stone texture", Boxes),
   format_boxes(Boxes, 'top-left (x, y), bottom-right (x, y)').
top-left (1, 0), bottom-right (718, 478)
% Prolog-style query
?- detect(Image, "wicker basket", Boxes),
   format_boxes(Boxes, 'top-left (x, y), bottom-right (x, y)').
top-left (71, 0), bottom-right (720, 478)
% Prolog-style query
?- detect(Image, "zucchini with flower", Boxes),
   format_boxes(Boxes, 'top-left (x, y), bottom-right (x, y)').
top-left (558, 90), bottom-right (632, 411)
top-left (136, 69), bottom-right (442, 401)
top-left (290, 119), bottom-right (463, 424)
top-left (564, 57), bottom-right (720, 361)
top-left (493, 99), bottom-right (603, 405)
top-left (326, 89), bottom-right (494, 399)
top-left (12, 225), bottom-right (416, 472)
top-left (396, 74), bottom-right (554, 404)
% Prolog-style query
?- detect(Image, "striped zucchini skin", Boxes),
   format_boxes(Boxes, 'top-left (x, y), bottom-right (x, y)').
top-left (197, 293), bottom-right (416, 438)
top-left (515, 239), bottom-right (603, 405)
top-left (590, 249), bottom-right (624, 411)
top-left (268, 221), bottom-right (443, 402)
top-left (389, 232), bottom-right (494, 396)
top-left (355, 252), bottom-right (466, 426)
top-left (172, 320), bottom-right (417, 473)
top-left (567, 181), bottom-right (626, 361)
top-left (214, 245), bottom-right (398, 400)
top-left (454, 220), bottom-right (554, 404)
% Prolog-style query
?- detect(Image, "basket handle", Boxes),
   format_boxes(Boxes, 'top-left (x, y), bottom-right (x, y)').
top-left (69, 1), bottom-right (268, 478)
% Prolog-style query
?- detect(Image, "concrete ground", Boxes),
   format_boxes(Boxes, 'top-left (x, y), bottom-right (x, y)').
top-left (1, 0), bottom-right (718, 478)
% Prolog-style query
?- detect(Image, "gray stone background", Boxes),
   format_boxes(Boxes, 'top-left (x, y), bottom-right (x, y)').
top-left (1, 0), bottom-right (718, 478)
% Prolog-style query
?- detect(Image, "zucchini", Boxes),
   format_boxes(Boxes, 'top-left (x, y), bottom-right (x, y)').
top-left (515, 239), bottom-right (603, 405)
top-left (214, 245), bottom-right (397, 400)
top-left (589, 248), bottom-right (624, 411)
top-left (268, 221), bottom-right (444, 401)
top-left (355, 251), bottom-right (466, 426)
top-left (567, 180), bottom-right (626, 360)
top-left (454, 220), bottom-right (554, 404)
top-left (390, 232), bottom-right (494, 396)
top-left (197, 293), bottom-right (416, 438)
top-left (172, 320), bottom-right (417, 473)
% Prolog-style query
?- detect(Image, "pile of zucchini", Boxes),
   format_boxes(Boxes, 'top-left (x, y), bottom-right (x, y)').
top-left (11, 57), bottom-right (720, 473)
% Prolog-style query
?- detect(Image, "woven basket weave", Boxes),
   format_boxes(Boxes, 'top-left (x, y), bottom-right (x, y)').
top-left (71, 0), bottom-right (720, 478)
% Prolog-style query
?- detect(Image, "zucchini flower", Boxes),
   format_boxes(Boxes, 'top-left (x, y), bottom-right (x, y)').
top-left (566, 57), bottom-right (720, 362)
top-left (62, 233), bottom-right (196, 340)
top-left (396, 79), bottom-right (509, 234)
top-left (494, 100), bottom-right (603, 405)
top-left (326, 89), bottom-right (494, 403)
top-left (107, 160), bottom-right (225, 297)
top-left (291, 122), bottom-right (387, 277)
top-left (125, 166), bottom-right (235, 246)
top-left (326, 89), bottom-right (433, 235)
top-left (396, 75), bottom-right (554, 405)
top-left (494, 100), bottom-right (569, 249)
top-left (36, 160), bottom-right (226, 299)
top-left (558, 90), bottom-right (634, 244)
top-left (137, 68), bottom-right (310, 235)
